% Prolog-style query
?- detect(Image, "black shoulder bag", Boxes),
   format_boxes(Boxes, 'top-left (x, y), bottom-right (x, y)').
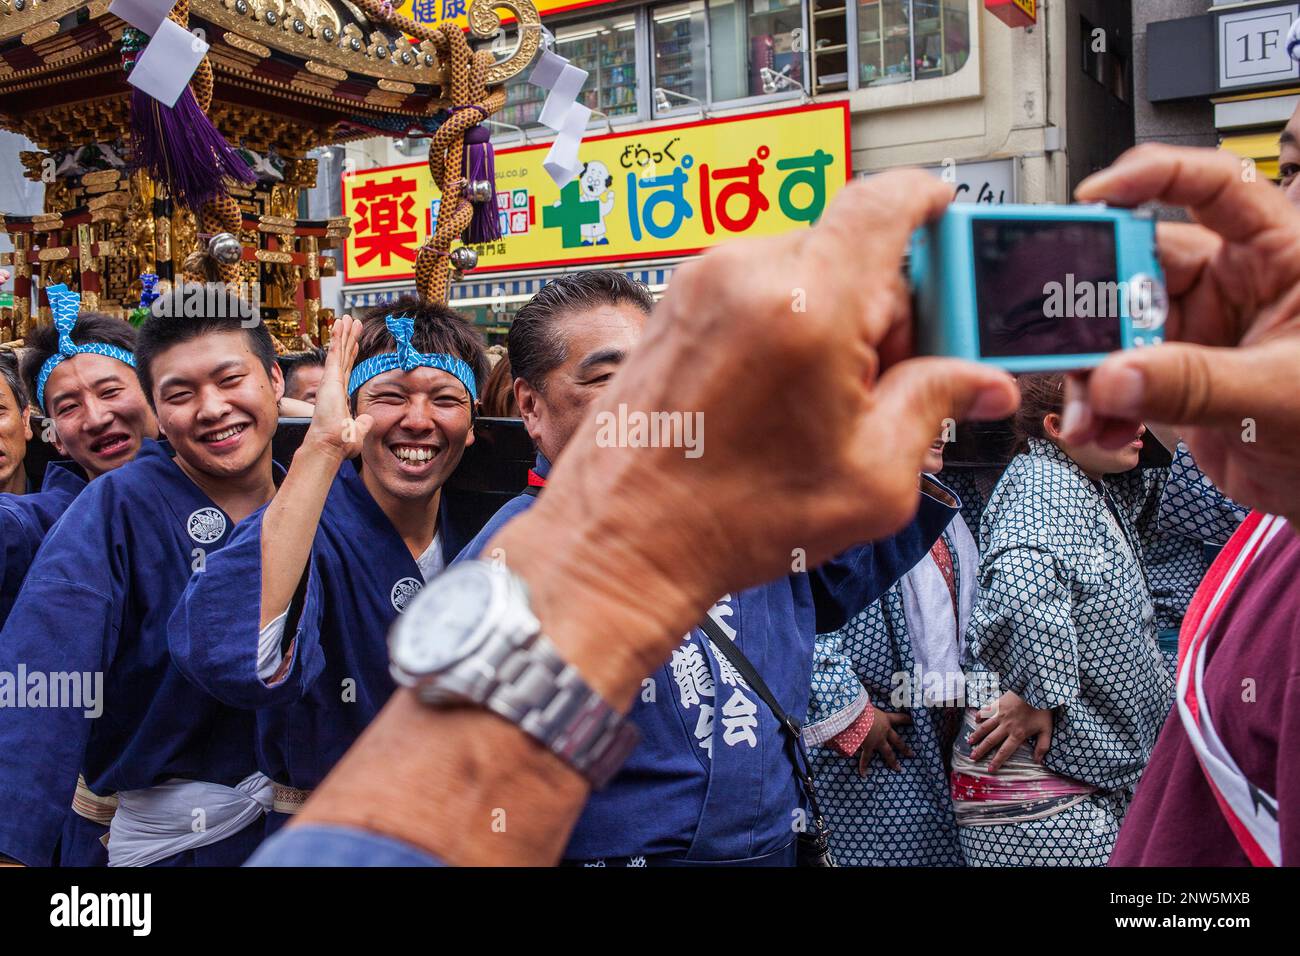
top-left (696, 615), bottom-right (837, 867)
top-left (526, 480), bottom-right (834, 865)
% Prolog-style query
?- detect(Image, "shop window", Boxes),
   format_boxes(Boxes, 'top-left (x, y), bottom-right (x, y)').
top-left (653, 2), bottom-right (709, 108)
top-left (710, 0), bottom-right (805, 101)
top-left (858, 0), bottom-right (969, 87)
top-left (497, 14), bottom-right (639, 128)
top-left (495, 0), bottom-right (976, 131)
top-left (654, 0), bottom-right (804, 113)
top-left (810, 0), bottom-right (848, 94)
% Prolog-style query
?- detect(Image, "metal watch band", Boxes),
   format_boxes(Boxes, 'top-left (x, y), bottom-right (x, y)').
top-left (483, 633), bottom-right (641, 790)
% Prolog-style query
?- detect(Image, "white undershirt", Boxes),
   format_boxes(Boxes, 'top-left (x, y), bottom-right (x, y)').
top-left (256, 532), bottom-right (442, 682)
top-left (415, 532), bottom-right (445, 582)
top-left (900, 514), bottom-right (978, 706)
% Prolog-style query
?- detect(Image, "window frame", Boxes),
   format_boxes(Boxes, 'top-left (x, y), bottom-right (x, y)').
top-left (647, 0), bottom-right (815, 117)
top-left (502, 0), bottom-right (979, 130)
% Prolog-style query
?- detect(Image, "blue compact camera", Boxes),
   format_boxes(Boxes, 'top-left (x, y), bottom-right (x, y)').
top-left (910, 203), bottom-right (1168, 372)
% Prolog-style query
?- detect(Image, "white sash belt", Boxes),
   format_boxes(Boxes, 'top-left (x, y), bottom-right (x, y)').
top-left (107, 772), bottom-right (272, 867)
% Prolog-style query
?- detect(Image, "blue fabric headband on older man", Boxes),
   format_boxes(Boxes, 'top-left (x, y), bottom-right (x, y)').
top-left (36, 284), bottom-right (137, 413)
top-left (346, 315), bottom-right (478, 400)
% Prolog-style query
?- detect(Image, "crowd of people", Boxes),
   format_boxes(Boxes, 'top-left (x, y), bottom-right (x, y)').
top-left (0, 135), bottom-right (1297, 868)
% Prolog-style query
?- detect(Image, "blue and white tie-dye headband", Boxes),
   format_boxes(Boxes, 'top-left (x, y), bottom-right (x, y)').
top-left (36, 284), bottom-right (137, 413)
top-left (346, 315), bottom-right (478, 400)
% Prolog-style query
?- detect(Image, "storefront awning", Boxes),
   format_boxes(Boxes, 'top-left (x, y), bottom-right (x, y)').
top-left (343, 265), bottom-right (678, 314)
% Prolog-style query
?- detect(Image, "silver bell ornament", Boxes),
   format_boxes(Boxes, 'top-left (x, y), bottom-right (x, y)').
top-left (466, 180), bottom-right (494, 204)
top-left (449, 246), bottom-right (478, 272)
top-left (207, 232), bottom-right (243, 265)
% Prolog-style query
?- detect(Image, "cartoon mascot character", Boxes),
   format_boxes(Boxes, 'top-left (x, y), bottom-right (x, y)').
top-left (578, 161), bottom-right (616, 246)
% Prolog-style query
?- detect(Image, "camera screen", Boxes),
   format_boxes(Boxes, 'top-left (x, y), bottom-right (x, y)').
top-left (971, 219), bottom-right (1122, 358)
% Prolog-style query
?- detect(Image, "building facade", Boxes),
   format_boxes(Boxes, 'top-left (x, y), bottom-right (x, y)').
top-left (336, 0), bottom-right (1137, 330)
top-left (1139, 0), bottom-right (1299, 180)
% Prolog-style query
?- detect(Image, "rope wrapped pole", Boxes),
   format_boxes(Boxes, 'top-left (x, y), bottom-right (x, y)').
top-left (352, 0), bottom-right (537, 305)
top-left (418, 26), bottom-right (506, 305)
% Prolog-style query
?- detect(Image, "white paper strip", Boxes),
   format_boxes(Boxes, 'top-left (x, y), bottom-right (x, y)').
top-left (531, 49), bottom-right (589, 132)
top-left (108, 0), bottom-right (174, 34)
top-left (127, 17), bottom-right (208, 108)
top-left (542, 103), bottom-right (591, 188)
top-left (528, 47), bottom-right (567, 89)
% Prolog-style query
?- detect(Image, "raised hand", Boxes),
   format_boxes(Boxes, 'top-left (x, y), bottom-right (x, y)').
top-left (305, 316), bottom-right (373, 461)
top-left (490, 170), bottom-right (1021, 692)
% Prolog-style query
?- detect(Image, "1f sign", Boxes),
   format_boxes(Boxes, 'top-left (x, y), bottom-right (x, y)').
top-left (1217, 5), bottom-right (1300, 90)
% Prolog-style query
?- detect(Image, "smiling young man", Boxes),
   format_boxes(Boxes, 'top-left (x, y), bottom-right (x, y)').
top-left (169, 298), bottom-right (486, 833)
top-left (4, 304), bottom-right (160, 626)
top-left (0, 302), bottom-right (284, 867)
top-left (458, 271), bottom-right (960, 866)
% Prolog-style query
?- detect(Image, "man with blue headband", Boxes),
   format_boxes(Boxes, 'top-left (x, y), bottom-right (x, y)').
top-left (169, 297), bottom-right (487, 834)
top-left (19, 286), bottom-right (156, 484)
top-left (0, 288), bottom-right (156, 864)
top-left (4, 287), bottom-right (156, 627)
top-left (0, 298), bottom-right (286, 868)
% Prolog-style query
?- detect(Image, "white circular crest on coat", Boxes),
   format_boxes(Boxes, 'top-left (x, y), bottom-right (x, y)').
top-left (187, 507), bottom-right (227, 544)
top-left (391, 577), bottom-right (423, 613)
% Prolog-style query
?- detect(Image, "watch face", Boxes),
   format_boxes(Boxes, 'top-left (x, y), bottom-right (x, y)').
top-left (390, 563), bottom-right (495, 677)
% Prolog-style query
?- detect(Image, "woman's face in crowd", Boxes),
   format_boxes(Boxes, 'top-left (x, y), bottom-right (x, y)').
top-left (0, 374), bottom-right (31, 490)
top-left (43, 354), bottom-right (157, 478)
top-left (151, 330), bottom-right (283, 481)
top-left (355, 365), bottom-right (475, 505)
top-left (1049, 413), bottom-right (1145, 477)
top-left (922, 437), bottom-right (946, 474)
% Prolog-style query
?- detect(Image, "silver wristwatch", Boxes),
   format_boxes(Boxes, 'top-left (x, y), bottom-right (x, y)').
top-left (388, 559), bottom-right (640, 788)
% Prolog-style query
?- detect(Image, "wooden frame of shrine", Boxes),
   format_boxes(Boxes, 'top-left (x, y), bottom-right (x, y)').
top-left (0, 0), bottom-right (541, 348)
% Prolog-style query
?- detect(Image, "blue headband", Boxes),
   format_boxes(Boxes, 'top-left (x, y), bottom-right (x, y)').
top-left (346, 315), bottom-right (478, 400)
top-left (36, 284), bottom-right (137, 413)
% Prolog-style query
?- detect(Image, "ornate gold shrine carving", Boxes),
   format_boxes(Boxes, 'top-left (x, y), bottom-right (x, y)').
top-left (0, 0), bottom-right (540, 347)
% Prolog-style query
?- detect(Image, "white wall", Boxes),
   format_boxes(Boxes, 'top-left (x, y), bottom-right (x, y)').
top-left (848, 1), bottom-right (1068, 203)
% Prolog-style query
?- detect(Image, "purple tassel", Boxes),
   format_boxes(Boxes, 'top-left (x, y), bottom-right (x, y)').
top-left (130, 86), bottom-right (255, 211)
top-left (463, 124), bottom-right (501, 244)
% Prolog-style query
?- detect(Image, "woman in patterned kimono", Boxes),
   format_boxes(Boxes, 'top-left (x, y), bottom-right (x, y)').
top-left (954, 374), bottom-right (1173, 867)
top-left (1109, 438), bottom-right (1247, 678)
top-left (806, 438), bottom-right (978, 866)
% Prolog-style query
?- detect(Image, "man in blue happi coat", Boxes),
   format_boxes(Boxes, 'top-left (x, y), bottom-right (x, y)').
top-left (2, 294), bottom-right (160, 863)
top-left (1, 299), bottom-right (158, 630)
top-left (168, 299), bottom-right (487, 832)
top-left (457, 270), bottom-right (960, 866)
top-left (0, 300), bottom-right (287, 867)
